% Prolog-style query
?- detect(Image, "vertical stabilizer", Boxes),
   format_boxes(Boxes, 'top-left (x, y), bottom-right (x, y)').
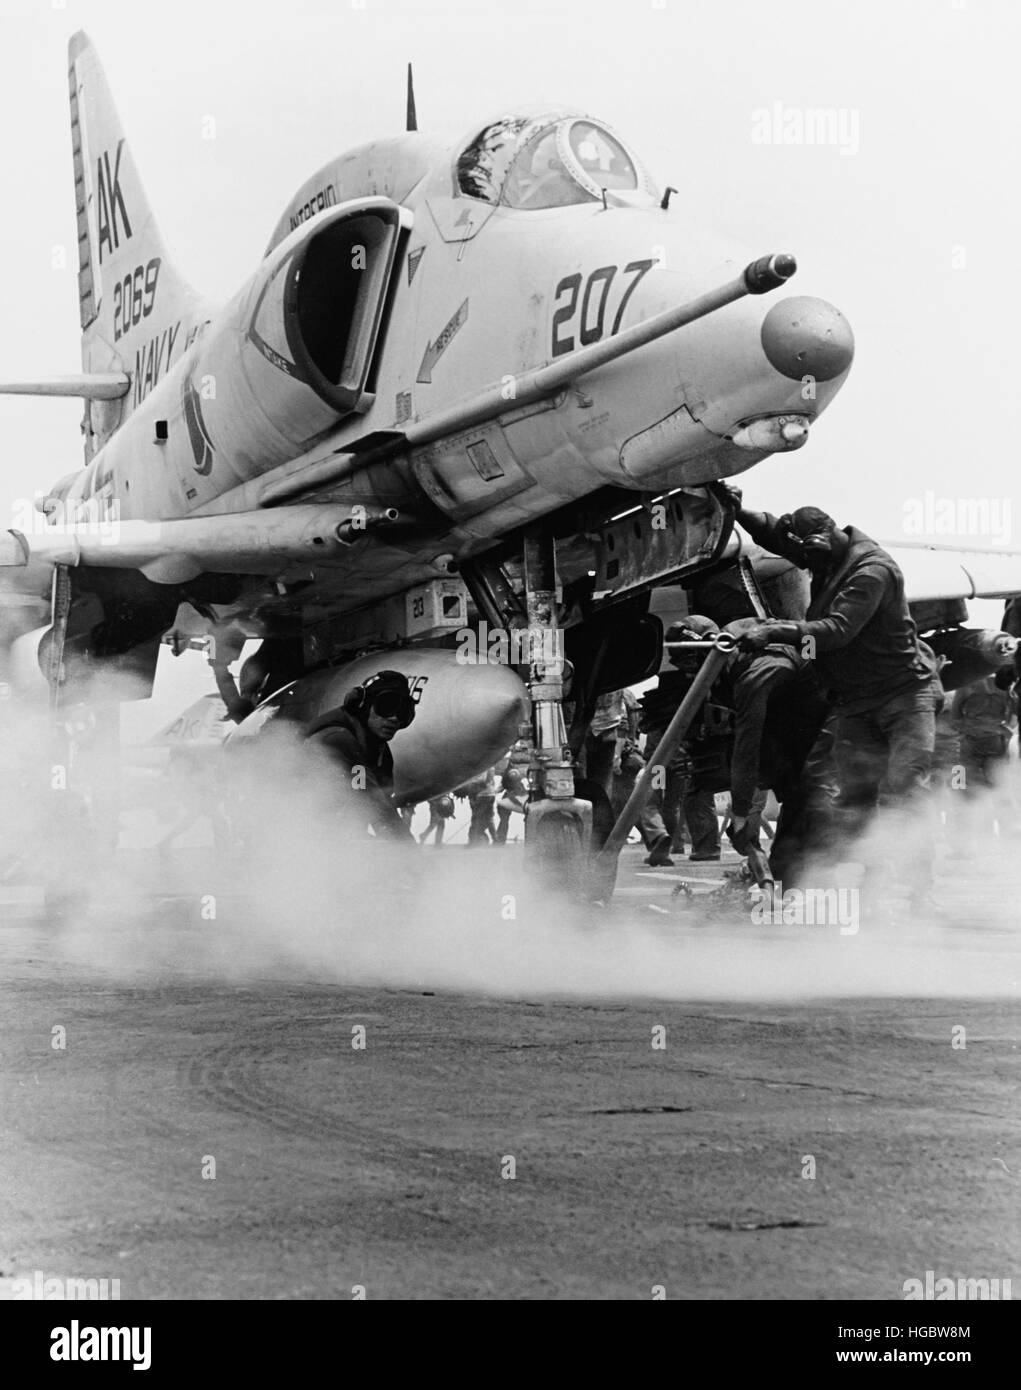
top-left (68, 31), bottom-right (205, 455)
top-left (406, 64), bottom-right (417, 132)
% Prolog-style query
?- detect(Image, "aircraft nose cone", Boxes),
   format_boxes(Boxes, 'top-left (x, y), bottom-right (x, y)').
top-left (760, 295), bottom-right (854, 383)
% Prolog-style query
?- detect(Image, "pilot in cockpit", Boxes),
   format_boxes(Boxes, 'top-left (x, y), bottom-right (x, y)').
top-left (456, 110), bottom-right (654, 213)
top-left (503, 131), bottom-right (574, 209)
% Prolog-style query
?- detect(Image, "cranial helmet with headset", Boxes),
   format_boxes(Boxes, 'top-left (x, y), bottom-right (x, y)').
top-left (778, 506), bottom-right (837, 567)
top-left (665, 615), bottom-right (720, 645)
top-left (341, 670), bottom-right (417, 727)
top-left (665, 615), bottom-right (719, 669)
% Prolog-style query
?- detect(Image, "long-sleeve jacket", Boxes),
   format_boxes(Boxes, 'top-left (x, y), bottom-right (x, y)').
top-left (951, 682), bottom-right (1017, 756)
top-left (639, 668), bottom-right (697, 739)
top-left (738, 512), bottom-right (936, 714)
top-left (304, 707), bottom-right (408, 838)
top-left (210, 663), bottom-right (257, 725)
top-left (721, 619), bottom-right (804, 818)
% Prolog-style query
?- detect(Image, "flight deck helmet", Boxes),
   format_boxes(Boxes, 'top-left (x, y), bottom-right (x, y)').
top-left (664, 615), bottom-right (720, 670)
top-left (341, 670), bottom-right (417, 728)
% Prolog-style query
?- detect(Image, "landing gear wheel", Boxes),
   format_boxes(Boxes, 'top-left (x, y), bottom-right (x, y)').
top-left (531, 810), bottom-right (584, 860)
top-left (531, 811), bottom-right (585, 892)
top-left (572, 778), bottom-right (619, 906)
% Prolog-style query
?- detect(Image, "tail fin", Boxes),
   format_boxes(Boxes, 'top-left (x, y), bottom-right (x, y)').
top-left (406, 64), bottom-right (417, 132)
top-left (68, 32), bottom-right (204, 450)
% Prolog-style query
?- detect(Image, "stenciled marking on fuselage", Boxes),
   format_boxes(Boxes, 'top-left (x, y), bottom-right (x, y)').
top-left (113, 257), bottom-right (161, 341)
top-left (550, 259), bottom-right (655, 357)
top-left (417, 299), bottom-right (469, 383)
top-left (288, 183), bottom-right (337, 231)
top-left (96, 138), bottom-right (132, 263)
top-left (133, 321), bottom-right (180, 407)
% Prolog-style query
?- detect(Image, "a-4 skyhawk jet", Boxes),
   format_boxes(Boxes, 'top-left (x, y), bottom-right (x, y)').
top-left (2, 30), bottom-right (867, 881)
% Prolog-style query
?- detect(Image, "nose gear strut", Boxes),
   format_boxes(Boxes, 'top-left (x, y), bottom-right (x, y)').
top-left (520, 525), bottom-right (592, 890)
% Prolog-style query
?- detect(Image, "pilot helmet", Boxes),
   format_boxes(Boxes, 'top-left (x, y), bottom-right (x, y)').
top-left (344, 670), bottom-right (417, 727)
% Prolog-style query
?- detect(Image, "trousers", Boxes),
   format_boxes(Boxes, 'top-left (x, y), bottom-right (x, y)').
top-left (831, 685), bottom-right (937, 895)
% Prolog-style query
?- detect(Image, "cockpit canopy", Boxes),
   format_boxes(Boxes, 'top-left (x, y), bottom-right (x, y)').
top-left (456, 108), bottom-right (658, 211)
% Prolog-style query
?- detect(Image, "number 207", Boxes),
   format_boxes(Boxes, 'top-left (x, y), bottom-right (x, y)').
top-left (550, 259), bottom-right (654, 357)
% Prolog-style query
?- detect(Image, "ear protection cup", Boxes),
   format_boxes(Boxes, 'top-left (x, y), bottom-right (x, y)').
top-left (801, 535), bottom-right (831, 554)
top-left (777, 514), bottom-right (807, 566)
top-left (340, 672), bottom-right (414, 722)
top-left (342, 684), bottom-right (366, 714)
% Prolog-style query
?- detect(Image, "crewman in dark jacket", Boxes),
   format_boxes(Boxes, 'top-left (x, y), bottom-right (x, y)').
top-left (717, 617), bottom-right (830, 884)
top-left (726, 490), bottom-right (940, 909)
top-left (952, 675), bottom-right (1017, 794)
top-left (209, 647), bottom-right (278, 724)
top-left (304, 670), bottom-right (417, 840)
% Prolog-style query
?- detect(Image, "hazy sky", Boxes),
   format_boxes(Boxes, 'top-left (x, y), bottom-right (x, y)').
top-left (2, 0), bottom-right (1018, 534)
top-left (1, 0), bottom-right (1018, 717)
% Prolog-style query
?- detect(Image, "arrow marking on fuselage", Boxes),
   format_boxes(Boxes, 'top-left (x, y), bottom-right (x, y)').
top-left (417, 299), bottom-right (468, 384)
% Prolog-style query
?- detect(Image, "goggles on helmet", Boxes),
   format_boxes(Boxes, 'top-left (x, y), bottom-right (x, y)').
top-left (369, 688), bottom-right (416, 726)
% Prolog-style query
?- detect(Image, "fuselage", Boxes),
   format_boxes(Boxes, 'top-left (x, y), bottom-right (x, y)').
top-left (54, 107), bottom-right (853, 620)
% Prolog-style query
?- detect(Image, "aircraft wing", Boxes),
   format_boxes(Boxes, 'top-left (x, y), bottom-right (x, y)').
top-left (882, 543), bottom-right (1021, 605)
top-left (0, 568), bottom-right (54, 664)
top-left (733, 536), bottom-right (1021, 629)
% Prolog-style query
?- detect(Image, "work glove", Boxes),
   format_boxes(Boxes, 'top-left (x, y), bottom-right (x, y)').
top-left (720, 481), bottom-right (744, 510)
top-left (738, 622), bottom-right (779, 652)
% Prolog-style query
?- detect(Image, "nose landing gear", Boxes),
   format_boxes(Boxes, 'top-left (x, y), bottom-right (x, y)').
top-left (519, 526), bottom-right (593, 894)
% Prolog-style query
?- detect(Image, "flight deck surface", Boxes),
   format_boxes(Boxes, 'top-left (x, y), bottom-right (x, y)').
top-left (1, 837), bottom-right (1017, 1301)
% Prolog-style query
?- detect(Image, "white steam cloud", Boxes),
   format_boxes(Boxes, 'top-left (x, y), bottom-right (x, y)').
top-left (2, 696), bottom-right (1017, 1004)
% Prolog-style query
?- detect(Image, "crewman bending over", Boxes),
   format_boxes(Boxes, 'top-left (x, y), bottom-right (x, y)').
top-left (304, 670), bottom-right (417, 841)
top-left (726, 487), bottom-right (940, 914)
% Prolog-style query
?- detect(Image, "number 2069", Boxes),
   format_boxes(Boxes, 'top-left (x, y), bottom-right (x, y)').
top-left (113, 257), bottom-right (161, 341)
